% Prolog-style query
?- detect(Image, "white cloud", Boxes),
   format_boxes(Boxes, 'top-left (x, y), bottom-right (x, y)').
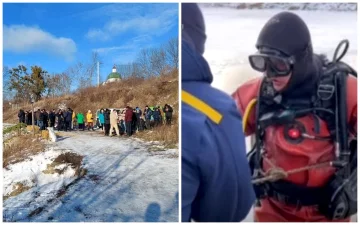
top-left (85, 6), bottom-right (178, 42)
top-left (92, 35), bottom-right (154, 55)
top-left (132, 34), bottom-right (152, 43)
top-left (93, 45), bottom-right (135, 55)
top-left (85, 29), bottom-right (111, 42)
top-left (112, 51), bottom-right (139, 64)
top-left (4, 25), bottom-right (77, 61)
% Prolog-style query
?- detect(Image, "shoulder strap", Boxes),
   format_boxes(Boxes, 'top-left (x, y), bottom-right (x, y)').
top-left (182, 90), bottom-right (223, 124)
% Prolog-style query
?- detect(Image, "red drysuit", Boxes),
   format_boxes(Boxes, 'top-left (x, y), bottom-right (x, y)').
top-left (232, 76), bottom-right (357, 222)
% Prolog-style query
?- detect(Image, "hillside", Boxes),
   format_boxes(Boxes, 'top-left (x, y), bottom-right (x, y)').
top-left (200, 3), bottom-right (357, 11)
top-left (3, 70), bottom-right (179, 222)
top-left (3, 70), bottom-right (179, 144)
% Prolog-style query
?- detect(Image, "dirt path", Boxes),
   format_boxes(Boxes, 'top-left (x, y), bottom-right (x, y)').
top-left (3, 131), bottom-right (178, 222)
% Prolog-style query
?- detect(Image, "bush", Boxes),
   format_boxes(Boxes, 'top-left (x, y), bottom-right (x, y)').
top-left (3, 123), bottom-right (27, 135)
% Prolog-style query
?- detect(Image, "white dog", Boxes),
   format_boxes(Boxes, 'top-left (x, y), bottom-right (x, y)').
top-left (47, 127), bottom-right (57, 142)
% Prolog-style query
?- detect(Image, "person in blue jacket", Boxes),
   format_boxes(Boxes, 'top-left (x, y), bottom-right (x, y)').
top-left (181, 3), bottom-right (255, 222)
top-left (98, 109), bottom-right (105, 131)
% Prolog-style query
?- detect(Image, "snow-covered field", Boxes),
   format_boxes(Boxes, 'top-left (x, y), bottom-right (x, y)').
top-left (3, 132), bottom-right (178, 222)
top-left (201, 7), bottom-right (357, 222)
top-left (4, 148), bottom-right (77, 197)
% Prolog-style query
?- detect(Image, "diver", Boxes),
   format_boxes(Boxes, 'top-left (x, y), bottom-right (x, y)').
top-left (232, 11), bottom-right (357, 222)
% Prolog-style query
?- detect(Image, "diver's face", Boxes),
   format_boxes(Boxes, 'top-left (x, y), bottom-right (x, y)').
top-left (266, 72), bottom-right (292, 91)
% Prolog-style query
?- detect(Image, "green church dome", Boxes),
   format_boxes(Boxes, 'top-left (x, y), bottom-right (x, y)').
top-left (107, 72), bottom-right (121, 79)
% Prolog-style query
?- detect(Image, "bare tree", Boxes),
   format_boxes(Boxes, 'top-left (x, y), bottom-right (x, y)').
top-left (59, 72), bottom-right (72, 95)
top-left (45, 73), bottom-right (57, 97)
top-left (116, 63), bottom-right (132, 79)
top-left (46, 72), bottom-right (72, 96)
top-left (66, 62), bottom-right (82, 90)
top-left (150, 48), bottom-right (166, 76)
top-left (165, 37), bottom-right (179, 69)
top-left (137, 48), bottom-right (152, 78)
top-left (105, 38), bottom-right (178, 80)
top-left (65, 52), bottom-right (103, 90)
top-left (68, 62), bottom-right (90, 89)
top-left (131, 63), bottom-right (142, 78)
top-left (3, 66), bottom-right (16, 101)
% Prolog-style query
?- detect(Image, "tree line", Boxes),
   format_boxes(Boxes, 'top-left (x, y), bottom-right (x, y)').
top-left (3, 37), bottom-right (178, 103)
top-left (116, 37), bottom-right (178, 78)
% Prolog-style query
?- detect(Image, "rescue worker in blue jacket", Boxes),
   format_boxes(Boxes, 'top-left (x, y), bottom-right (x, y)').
top-left (181, 3), bottom-right (255, 222)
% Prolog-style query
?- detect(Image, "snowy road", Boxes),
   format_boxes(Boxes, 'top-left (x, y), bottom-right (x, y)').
top-left (4, 131), bottom-right (179, 222)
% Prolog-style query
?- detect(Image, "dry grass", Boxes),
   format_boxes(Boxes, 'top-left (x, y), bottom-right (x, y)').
top-left (43, 152), bottom-right (84, 175)
top-left (135, 122), bottom-right (179, 147)
top-left (3, 134), bottom-right (45, 168)
top-left (4, 182), bottom-right (32, 201)
top-left (53, 152), bottom-right (83, 166)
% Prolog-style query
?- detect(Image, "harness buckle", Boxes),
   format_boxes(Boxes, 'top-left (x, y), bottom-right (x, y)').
top-left (317, 84), bottom-right (335, 101)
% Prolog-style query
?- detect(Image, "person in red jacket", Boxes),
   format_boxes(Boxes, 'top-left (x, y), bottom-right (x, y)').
top-left (232, 12), bottom-right (357, 222)
top-left (125, 106), bottom-right (133, 136)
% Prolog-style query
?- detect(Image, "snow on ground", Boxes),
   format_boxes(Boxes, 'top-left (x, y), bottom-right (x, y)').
top-left (201, 8), bottom-right (357, 222)
top-left (3, 148), bottom-right (76, 197)
top-left (3, 131), bottom-right (178, 222)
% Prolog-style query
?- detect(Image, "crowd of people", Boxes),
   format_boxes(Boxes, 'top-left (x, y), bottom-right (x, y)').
top-left (97, 104), bottom-right (174, 137)
top-left (18, 108), bottom-right (77, 132)
top-left (17, 103), bottom-right (174, 137)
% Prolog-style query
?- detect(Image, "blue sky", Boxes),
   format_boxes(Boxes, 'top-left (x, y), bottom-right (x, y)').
top-left (3, 3), bottom-right (179, 83)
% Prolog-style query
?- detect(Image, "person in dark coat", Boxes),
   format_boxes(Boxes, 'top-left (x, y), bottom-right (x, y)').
top-left (153, 108), bottom-right (161, 127)
top-left (125, 106), bottom-right (133, 136)
top-left (104, 109), bottom-right (111, 136)
top-left (49, 109), bottom-right (56, 127)
top-left (158, 106), bottom-right (163, 125)
top-left (43, 109), bottom-right (49, 129)
top-left (131, 109), bottom-right (138, 135)
top-left (139, 117), bottom-right (145, 131)
top-left (35, 109), bottom-right (41, 127)
top-left (56, 110), bottom-right (64, 131)
top-left (145, 107), bottom-right (153, 129)
top-left (181, 3), bottom-right (255, 222)
top-left (64, 108), bottom-right (72, 131)
top-left (27, 110), bottom-right (33, 125)
top-left (63, 110), bottom-right (68, 131)
top-left (135, 107), bottom-right (142, 131)
top-left (164, 104), bottom-right (174, 125)
top-left (38, 109), bottom-right (45, 130)
top-left (18, 109), bottom-right (25, 124)
top-left (119, 119), bottom-right (126, 135)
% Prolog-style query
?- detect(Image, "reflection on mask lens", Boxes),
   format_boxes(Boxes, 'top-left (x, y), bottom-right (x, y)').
top-left (269, 57), bottom-right (289, 72)
top-left (251, 56), bottom-right (266, 71)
